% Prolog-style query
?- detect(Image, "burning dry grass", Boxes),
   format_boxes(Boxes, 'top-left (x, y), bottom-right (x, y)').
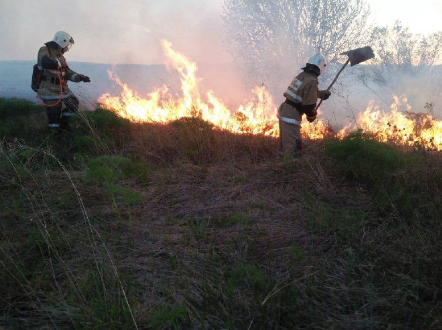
top-left (95, 39), bottom-right (442, 154)
top-left (339, 99), bottom-right (442, 151)
top-left (98, 39), bottom-right (335, 142)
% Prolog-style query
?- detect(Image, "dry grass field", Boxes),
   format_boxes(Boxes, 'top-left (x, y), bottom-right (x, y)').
top-left (1, 98), bottom-right (441, 329)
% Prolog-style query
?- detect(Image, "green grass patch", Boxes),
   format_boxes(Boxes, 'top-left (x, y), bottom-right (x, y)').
top-left (0, 98), bottom-right (45, 139)
top-left (86, 155), bottom-right (151, 186)
top-left (225, 262), bottom-right (265, 297)
top-left (325, 131), bottom-right (406, 184)
top-left (72, 107), bottom-right (132, 136)
top-left (0, 97), bottom-right (43, 119)
top-left (148, 306), bottom-right (189, 329)
top-left (305, 197), bottom-right (365, 242)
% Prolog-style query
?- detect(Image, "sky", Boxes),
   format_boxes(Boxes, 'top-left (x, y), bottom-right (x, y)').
top-left (0, 0), bottom-right (442, 65)
top-left (367, 0), bottom-right (442, 35)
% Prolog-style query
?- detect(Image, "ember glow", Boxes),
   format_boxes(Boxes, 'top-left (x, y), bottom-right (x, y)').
top-left (99, 39), bottom-right (442, 150)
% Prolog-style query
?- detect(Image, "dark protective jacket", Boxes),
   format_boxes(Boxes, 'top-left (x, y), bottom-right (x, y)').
top-left (37, 41), bottom-right (82, 100)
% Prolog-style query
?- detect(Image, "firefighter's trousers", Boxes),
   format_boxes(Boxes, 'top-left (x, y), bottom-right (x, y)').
top-left (45, 95), bottom-right (79, 130)
top-left (277, 102), bottom-right (303, 157)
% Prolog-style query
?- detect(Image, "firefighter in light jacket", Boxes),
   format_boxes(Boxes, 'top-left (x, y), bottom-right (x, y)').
top-left (277, 54), bottom-right (331, 157)
top-left (37, 31), bottom-right (91, 131)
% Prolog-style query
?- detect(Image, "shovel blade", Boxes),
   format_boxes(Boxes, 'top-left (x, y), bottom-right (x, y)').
top-left (340, 46), bottom-right (375, 66)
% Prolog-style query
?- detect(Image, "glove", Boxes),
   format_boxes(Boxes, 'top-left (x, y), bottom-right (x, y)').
top-left (321, 90), bottom-right (331, 100)
top-left (81, 75), bottom-right (91, 83)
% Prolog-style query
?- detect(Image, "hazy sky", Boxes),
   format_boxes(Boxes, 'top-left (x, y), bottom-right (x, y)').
top-left (368, 0), bottom-right (442, 34)
top-left (0, 0), bottom-right (227, 64)
top-left (1, 0), bottom-right (442, 65)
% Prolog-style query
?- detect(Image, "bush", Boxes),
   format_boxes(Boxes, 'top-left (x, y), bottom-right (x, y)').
top-left (325, 131), bottom-right (406, 185)
top-left (171, 116), bottom-right (217, 164)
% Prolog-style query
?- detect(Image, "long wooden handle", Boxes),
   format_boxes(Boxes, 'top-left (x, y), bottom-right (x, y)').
top-left (315, 58), bottom-right (350, 110)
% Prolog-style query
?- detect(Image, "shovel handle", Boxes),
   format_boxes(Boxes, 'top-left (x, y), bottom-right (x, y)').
top-left (316, 58), bottom-right (350, 110)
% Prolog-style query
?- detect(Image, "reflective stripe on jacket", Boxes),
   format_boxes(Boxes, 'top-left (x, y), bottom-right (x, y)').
top-left (283, 71), bottom-right (320, 106)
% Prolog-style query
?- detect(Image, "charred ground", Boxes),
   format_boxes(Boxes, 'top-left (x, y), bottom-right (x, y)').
top-left (1, 97), bottom-right (441, 329)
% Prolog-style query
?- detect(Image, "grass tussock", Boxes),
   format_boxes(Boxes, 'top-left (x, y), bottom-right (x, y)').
top-left (1, 97), bottom-right (442, 329)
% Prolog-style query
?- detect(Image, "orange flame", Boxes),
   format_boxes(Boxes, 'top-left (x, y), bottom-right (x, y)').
top-left (98, 39), bottom-right (328, 138)
top-left (338, 98), bottom-right (442, 150)
top-left (98, 40), bottom-right (442, 150)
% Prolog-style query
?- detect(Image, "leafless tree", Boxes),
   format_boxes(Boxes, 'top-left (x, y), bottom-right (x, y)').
top-left (365, 22), bottom-right (442, 86)
top-left (222, 0), bottom-right (371, 87)
top-left (356, 22), bottom-right (442, 113)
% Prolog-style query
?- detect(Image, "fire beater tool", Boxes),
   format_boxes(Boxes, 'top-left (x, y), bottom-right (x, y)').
top-left (316, 46), bottom-right (375, 110)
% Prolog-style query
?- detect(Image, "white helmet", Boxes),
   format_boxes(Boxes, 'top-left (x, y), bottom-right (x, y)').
top-left (53, 31), bottom-right (75, 50)
top-left (307, 54), bottom-right (327, 74)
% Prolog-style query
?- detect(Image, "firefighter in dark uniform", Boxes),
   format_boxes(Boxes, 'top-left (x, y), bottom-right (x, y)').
top-left (277, 54), bottom-right (331, 157)
top-left (36, 31), bottom-right (91, 132)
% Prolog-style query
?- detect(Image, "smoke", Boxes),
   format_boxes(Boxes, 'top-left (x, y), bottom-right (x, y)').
top-left (0, 0), bottom-right (228, 63)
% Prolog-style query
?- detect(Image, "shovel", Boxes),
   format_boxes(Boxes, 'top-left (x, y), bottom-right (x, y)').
top-left (316, 46), bottom-right (375, 110)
